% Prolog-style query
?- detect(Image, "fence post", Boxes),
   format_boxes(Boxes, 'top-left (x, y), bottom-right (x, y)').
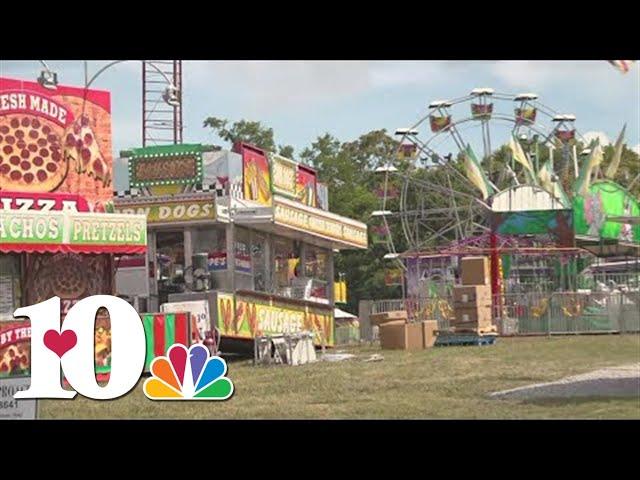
top-left (546, 294), bottom-right (552, 338)
top-left (618, 293), bottom-right (625, 334)
top-left (358, 300), bottom-right (373, 343)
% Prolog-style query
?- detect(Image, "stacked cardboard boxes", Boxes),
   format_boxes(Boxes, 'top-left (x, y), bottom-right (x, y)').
top-left (451, 257), bottom-right (495, 333)
top-left (372, 311), bottom-right (439, 350)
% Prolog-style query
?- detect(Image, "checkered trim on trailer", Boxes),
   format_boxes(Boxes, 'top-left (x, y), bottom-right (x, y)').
top-left (229, 182), bottom-right (243, 199)
top-left (114, 189), bottom-right (141, 198)
top-left (193, 183), bottom-right (227, 197)
top-left (114, 182), bottom-right (229, 199)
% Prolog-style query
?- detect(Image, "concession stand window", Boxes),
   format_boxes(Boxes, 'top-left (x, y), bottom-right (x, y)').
top-left (192, 226), bottom-right (227, 272)
top-left (304, 245), bottom-right (330, 299)
top-left (273, 236), bottom-right (302, 298)
top-left (233, 227), bottom-right (269, 292)
top-left (234, 227), bottom-right (252, 274)
top-left (156, 230), bottom-right (186, 305)
top-left (251, 231), bottom-right (267, 292)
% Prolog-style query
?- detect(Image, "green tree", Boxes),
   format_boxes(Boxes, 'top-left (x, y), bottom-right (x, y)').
top-left (602, 144), bottom-right (640, 198)
top-left (203, 117), bottom-right (295, 158)
top-left (301, 130), bottom-right (403, 313)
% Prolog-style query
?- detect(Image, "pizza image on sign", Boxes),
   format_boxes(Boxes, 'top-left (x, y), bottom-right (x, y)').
top-left (0, 114), bottom-right (68, 192)
top-left (0, 321), bottom-right (31, 378)
top-left (0, 77), bottom-right (113, 209)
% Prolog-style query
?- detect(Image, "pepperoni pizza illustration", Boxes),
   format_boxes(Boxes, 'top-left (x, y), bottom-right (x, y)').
top-left (0, 115), bottom-right (68, 192)
top-left (0, 344), bottom-right (30, 375)
top-left (63, 114), bottom-right (110, 187)
top-left (0, 112), bottom-right (110, 193)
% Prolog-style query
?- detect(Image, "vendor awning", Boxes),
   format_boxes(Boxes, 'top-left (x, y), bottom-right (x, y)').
top-left (234, 195), bottom-right (368, 250)
top-left (0, 210), bottom-right (147, 255)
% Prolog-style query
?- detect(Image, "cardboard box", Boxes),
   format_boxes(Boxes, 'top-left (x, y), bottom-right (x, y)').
top-left (453, 305), bottom-right (492, 326)
top-left (370, 310), bottom-right (408, 326)
top-left (460, 256), bottom-right (490, 286)
top-left (421, 320), bottom-right (438, 348)
top-left (379, 322), bottom-right (423, 350)
top-left (453, 285), bottom-right (492, 306)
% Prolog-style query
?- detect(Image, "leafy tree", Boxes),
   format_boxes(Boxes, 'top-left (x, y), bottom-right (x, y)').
top-left (601, 144), bottom-right (640, 198)
top-left (301, 130), bottom-right (403, 312)
top-left (203, 116), bottom-right (295, 158)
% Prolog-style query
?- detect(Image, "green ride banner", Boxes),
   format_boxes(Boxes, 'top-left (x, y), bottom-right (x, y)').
top-left (573, 181), bottom-right (640, 243)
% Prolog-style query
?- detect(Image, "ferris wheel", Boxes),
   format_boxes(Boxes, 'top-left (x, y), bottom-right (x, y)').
top-left (374, 88), bottom-right (589, 260)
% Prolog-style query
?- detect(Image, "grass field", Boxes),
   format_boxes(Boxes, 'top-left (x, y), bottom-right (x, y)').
top-left (40, 335), bottom-right (640, 419)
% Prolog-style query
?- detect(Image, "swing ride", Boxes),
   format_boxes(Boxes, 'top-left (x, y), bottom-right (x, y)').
top-left (373, 88), bottom-right (639, 334)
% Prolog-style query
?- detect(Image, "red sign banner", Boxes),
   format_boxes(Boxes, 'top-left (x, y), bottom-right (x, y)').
top-left (0, 191), bottom-right (90, 212)
top-left (234, 142), bottom-right (272, 206)
top-left (296, 164), bottom-right (317, 207)
top-left (0, 77), bottom-right (113, 210)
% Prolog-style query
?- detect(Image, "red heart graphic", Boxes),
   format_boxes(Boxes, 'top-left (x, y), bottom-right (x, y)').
top-left (44, 330), bottom-right (77, 358)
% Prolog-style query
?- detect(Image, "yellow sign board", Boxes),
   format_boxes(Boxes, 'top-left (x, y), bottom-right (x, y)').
top-left (274, 199), bottom-right (367, 248)
top-left (216, 292), bottom-right (334, 347)
top-left (115, 199), bottom-right (215, 224)
top-left (271, 154), bottom-right (297, 197)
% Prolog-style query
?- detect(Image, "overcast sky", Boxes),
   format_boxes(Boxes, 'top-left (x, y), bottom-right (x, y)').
top-left (1, 60), bottom-right (638, 190)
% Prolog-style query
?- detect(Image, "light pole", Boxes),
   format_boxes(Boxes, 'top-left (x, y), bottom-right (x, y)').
top-left (36, 60), bottom-right (180, 106)
top-left (37, 61), bottom-right (58, 89)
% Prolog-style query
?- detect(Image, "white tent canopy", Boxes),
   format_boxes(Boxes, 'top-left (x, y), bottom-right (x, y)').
top-left (334, 308), bottom-right (357, 320)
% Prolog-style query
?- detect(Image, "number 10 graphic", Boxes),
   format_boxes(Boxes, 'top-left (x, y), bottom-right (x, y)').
top-left (14, 296), bottom-right (146, 400)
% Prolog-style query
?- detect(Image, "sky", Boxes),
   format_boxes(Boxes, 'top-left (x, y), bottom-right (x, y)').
top-left (1, 60), bottom-right (638, 190)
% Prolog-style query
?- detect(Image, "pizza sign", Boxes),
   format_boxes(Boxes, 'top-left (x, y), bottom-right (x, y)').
top-left (0, 91), bottom-right (73, 127)
top-left (0, 77), bottom-right (113, 210)
top-left (0, 191), bottom-right (90, 212)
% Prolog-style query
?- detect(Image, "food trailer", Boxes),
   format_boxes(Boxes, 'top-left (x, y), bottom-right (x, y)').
top-left (114, 142), bottom-right (368, 347)
top-left (0, 76), bottom-right (147, 378)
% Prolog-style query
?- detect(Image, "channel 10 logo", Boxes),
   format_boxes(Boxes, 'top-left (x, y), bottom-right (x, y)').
top-left (13, 296), bottom-right (145, 400)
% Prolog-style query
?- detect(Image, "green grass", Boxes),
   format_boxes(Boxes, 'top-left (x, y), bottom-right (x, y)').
top-left (40, 335), bottom-right (640, 419)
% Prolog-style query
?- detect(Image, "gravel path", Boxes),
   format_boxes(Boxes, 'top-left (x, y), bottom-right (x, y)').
top-left (490, 364), bottom-right (640, 400)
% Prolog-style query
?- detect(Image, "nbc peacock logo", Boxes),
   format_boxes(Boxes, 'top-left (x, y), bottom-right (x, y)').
top-left (143, 344), bottom-right (234, 400)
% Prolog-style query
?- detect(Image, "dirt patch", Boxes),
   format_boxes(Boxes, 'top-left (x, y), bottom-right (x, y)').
top-left (490, 364), bottom-right (640, 400)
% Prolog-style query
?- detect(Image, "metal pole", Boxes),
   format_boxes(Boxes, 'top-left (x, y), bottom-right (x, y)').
top-left (173, 60), bottom-right (178, 144)
top-left (490, 231), bottom-right (500, 318)
top-left (229, 215), bottom-right (236, 295)
top-left (547, 292), bottom-right (551, 337)
top-left (142, 63), bottom-right (146, 147)
top-left (38, 60), bottom-right (53, 73)
top-left (85, 60), bottom-right (176, 90)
